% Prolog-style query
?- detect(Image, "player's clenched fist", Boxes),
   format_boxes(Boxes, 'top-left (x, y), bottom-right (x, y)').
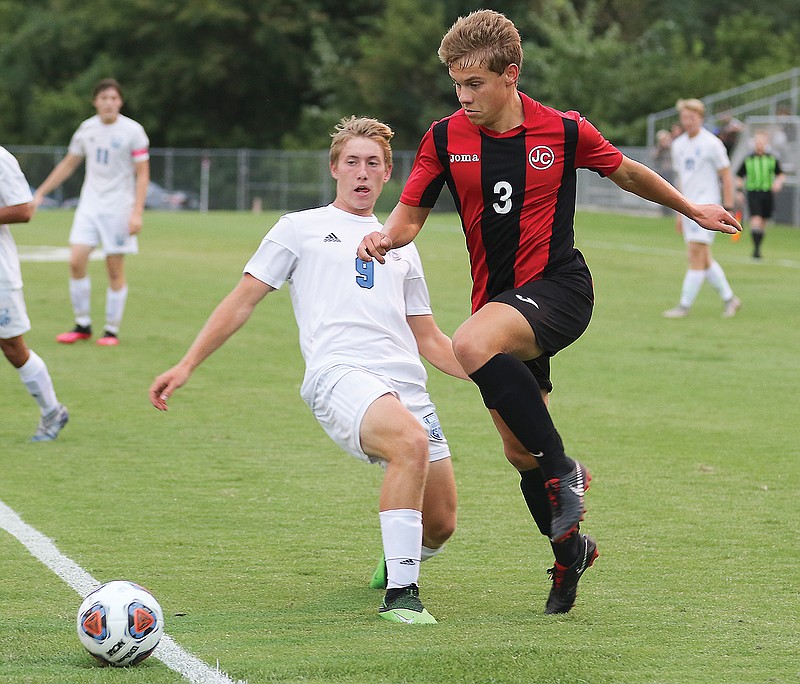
top-left (357, 231), bottom-right (393, 264)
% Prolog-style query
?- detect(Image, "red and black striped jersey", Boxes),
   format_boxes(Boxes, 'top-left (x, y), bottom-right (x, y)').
top-left (400, 92), bottom-right (623, 312)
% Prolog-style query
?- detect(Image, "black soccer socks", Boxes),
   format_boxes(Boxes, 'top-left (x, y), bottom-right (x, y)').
top-left (469, 353), bottom-right (571, 479)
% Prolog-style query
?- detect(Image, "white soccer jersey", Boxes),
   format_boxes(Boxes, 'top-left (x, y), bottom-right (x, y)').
top-left (243, 204), bottom-right (433, 404)
top-left (68, 114), bottom-right (149, 212)
top-left (671, 127), bottom-right (730, 204)
top-left (0, 146), bottom-right (34, 289)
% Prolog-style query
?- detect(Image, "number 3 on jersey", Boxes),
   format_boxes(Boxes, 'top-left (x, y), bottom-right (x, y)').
top-left (355, 257), bottom-right (374, 289)
top-left (493, 181), bottom-right (512, 215)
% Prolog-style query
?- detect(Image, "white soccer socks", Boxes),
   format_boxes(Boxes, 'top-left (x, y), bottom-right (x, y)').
top-left (69, 277), bottom-right (92, 328)
top-left (17, 350), bottom-right (59, 415)
top-left (380, 508), bottom-right (423, 590)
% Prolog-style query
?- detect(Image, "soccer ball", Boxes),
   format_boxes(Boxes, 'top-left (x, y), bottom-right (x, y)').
top-left (76, 580), bottom-right (164, 666)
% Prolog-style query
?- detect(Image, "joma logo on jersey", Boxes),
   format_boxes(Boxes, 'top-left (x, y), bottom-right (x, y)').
top-left (449, 153), bottom-right (480, 163)
top-left (528, 146), bottom-right (555, 170)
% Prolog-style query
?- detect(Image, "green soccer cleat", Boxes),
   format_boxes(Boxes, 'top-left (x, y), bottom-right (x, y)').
top-left (379, 584), bottom-right (437, 624)
top-left (369, 553), bottom-right (387, 590)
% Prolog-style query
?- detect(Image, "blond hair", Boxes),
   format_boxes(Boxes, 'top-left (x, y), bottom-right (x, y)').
top-left (438, 9), bottom-right (522, 74)
top-left (330, 116), bottom-right (394, 167)
top-left (676, 98), bottom-right (705, 117)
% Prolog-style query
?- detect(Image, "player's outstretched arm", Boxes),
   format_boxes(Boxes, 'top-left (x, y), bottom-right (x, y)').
top-left (33, 154), bottom-right (83, 207)
top-left (608, 156), bottom-right (741, 234)
top-left (407, 314), bottom-right (470, 381)
top-left (357, 203), bottom-right (431, 263)
top-left (149, 274), bottom-right (274, 411)
top-left (0, 201), bottom-right (34, 225)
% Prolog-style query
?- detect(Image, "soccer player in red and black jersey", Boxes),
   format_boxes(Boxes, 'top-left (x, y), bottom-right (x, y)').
top-left (358, 9), bottom-right (740, 614)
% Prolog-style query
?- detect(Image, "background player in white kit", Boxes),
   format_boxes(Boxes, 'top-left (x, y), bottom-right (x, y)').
top-left (149, 116), bottom-right (467, 624)
top-left (663, 98), bottom-right (742, 318)
top-left (0, 146), bottom-right (69, 441)
top-left (34, 78), bottom-right (150, 345)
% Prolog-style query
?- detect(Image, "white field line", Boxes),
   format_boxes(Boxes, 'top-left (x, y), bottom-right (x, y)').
top-left (18, 246), bottom-right (105, 262)
top-left (0, 499), bottom-right (246, 684)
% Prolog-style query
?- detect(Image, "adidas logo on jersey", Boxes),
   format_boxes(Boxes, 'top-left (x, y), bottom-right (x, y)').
top-left (323, 233), bottom-right (341, 243)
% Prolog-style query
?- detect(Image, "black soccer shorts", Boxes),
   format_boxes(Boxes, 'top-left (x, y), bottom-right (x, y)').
top-left (490, 262), bottom-right (594, 392)
top-left (746, 190), bottom-right (774, 220)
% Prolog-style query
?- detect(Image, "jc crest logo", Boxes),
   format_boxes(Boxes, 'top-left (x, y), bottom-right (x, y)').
top-left (528, 145), bottom-right (555, 170)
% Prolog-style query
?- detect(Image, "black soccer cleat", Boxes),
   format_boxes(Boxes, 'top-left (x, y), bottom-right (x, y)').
top-left (544, 459), bottom-right (591, 542)
top-left (545, 534), bottom-right (598, 615)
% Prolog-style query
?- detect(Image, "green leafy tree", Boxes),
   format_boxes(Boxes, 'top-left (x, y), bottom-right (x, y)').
top-left (351, 0), bottom-right (451, 149)
top-left (712, 11), bottom-right (800, 84)
top-left (0, 0), bottom-right (797, 149)
top-left (520, 0), bottom-right (747, 144)
top-left (285, 0), bottom-right (452, 150)
top-left (0, 0), bottom-right (321, 147)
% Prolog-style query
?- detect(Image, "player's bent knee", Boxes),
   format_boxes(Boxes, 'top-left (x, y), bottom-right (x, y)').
top-left (404, 427), bottom-right (431, 468)
top-left (425, 517), bottom-right (456, 546)
top-left (381, 423), bottom-right (429, 469)
top-left (0, 337), bottom-right (28, 367)
top-left (505, 447), bottom-right (538, 471)
top-left (451, 326), bottom-right (490, 373)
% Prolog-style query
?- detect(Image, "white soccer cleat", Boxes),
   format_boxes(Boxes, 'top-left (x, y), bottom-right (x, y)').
top-left (662, 305), bottom-right (690, 318)
top-left (722, 296), bottom-right (742, 318)
top-left (31, 404), bottom-right (69, 442)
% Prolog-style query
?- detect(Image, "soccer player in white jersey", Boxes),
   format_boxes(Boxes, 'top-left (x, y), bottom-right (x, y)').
top-left (149, 116), bottom-right (467, 624)
top-left (0, 146), bottom-right (69, 441)
top-left (34, 78), bottom-right (150, 345)
top-left (664, 99), bottom-right (742, 318)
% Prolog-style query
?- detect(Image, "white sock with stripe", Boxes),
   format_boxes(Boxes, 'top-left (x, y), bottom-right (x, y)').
top-left (380, 509), bottom-right (422, 589)
top-left (17, 350), bottom-right (59, 415)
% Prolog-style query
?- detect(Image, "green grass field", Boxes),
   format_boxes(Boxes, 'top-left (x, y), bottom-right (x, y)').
top-left (1, 208), bottom-right (799, 683)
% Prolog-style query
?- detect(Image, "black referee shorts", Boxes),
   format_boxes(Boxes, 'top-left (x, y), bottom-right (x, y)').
top-left (747, 191), bottom-right (774, 220)
top-left (489, 261), bottom-right (594, 392)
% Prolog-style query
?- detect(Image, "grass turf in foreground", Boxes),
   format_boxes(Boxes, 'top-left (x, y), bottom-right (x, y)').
top-left (1, 209), bottom-right (798, 682)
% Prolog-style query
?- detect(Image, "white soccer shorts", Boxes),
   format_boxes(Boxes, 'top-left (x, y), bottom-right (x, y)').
top-left (70, 207), bottom-right (139, 255)
top-left (0, 288), bottom-right (31, 339)
top-left (681, 216), bottom-right (717, 245)
top-left (308, 367), bottom-right (451, 465)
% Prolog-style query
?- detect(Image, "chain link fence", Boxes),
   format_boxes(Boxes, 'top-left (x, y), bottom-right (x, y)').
top-left (7, 145), bottom-right (419, 215)
top-left (9, 144), bottom-right (673, 218)
top-left (10, 142), bottom-right (796, 225)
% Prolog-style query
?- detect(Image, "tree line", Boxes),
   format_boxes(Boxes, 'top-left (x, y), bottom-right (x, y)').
top-left (1, 0), bottom-right (797, 151)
